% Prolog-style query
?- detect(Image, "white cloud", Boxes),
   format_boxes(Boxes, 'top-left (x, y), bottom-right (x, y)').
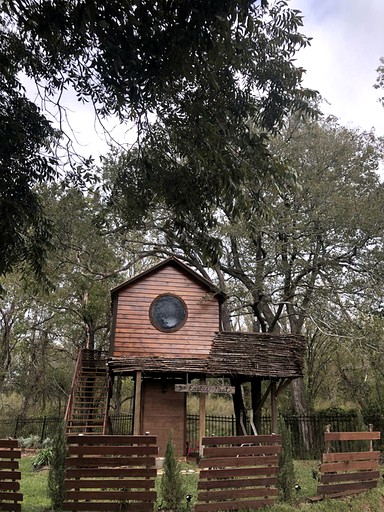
top-left (290, 0), bottom-right (384, 135)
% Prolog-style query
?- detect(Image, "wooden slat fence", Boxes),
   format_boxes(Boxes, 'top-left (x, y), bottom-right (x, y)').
top-left (195, 434), bottom-right (281, 512)
top-left (315, 429), bottom-right (381, 500)
top-left (63, 435), bottom-right (158, 511)
top-left (0, 439), bottom-right (22, 511)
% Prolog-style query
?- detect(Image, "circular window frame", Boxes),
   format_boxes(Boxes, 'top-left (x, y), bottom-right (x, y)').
top-left (149, 293), bottom-right (188, 333)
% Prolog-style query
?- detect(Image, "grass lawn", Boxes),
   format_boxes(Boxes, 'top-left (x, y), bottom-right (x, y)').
top-left (19, 455), bottom-right (51, 511)
top-left (18, 455), bottom-right (384, 512)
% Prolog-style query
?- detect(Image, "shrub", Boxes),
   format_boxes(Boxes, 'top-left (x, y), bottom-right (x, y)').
top-left (160, 433), bottom-right (185, 511)
top-left (33, 447), bottom-right (53, 471)
top-left (278, 416), bottom-right (295, 504)
top-left (18, 435), bottom-right (41, 449)
top-left (48, 424), bottom-right (67, 510)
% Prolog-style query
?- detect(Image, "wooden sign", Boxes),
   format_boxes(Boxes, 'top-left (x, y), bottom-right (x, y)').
top-left (175, 384), bottom-right (235, 394)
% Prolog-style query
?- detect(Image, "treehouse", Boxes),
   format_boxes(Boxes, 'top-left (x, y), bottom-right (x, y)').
top-left (65, 257), bottom-right (305, 456)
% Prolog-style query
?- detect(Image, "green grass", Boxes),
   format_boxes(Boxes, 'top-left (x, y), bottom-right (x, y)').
top-left (19, 456), bottom-right (51, 511)
top-left (18, 455), bottom-right (384, 512)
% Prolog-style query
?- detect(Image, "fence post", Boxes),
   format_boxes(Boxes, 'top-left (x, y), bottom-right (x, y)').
top-left (40, 416), bottom-right (47, 443)
top-left (325, 424), bottom-right (331, 453)
top-left (369, 424), bottom-right (373, 452)
top-left (13, 417), bottom-right (19, 439)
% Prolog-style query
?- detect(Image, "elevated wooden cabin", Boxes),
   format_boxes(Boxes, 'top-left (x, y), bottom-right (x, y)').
top-left (107, 257), bottom-right (305, 456)
top-left (65, 257), bottom-right (305, 456)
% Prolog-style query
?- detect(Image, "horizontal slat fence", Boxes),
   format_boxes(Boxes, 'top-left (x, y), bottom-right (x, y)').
top-left (196, 434), bottom-right (281, 512)
top-left (315, 429), bottom-right (381, 500)
top-left (0, 439), bottom-right (22, 511)
top-left (63, 435), bottom-right (158, 512)
top-left (4, 411), bottom-right (384, 458)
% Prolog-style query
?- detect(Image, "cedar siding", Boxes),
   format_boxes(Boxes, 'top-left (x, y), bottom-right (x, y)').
top-left (110, 262), bottom-right (220, 359)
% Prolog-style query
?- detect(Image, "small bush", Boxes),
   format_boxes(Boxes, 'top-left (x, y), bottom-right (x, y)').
top-left (48, 424), bottom-right (67, 510)
top-left (33, 447), bottom-right (53, 471)
top-left (18, 434), bottom-right (41, 449)
top-left (160, 433), bottom-right (185, 511)
top-left (278, 416), bottom-right (295, 504)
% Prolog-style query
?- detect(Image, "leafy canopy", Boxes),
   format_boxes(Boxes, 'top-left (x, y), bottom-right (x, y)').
top-left (1, 0), bottom-right (317, 278)
top-left (0, 11), bottom-right (58, 279)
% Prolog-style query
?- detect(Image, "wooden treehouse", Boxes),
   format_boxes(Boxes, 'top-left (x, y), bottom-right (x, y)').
top-left (65, 257), bottom-right (305, 456)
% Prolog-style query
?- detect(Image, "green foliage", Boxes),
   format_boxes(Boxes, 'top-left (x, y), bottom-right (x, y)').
top-left (278, 416), bottom-right (296, 504)
top-left (160, 433), bottom-right (185, 511)
top-left (4, 1), bottom-right (316, 126)
top-left (18, 435), bottom-right (41, 449)
top-left (0, 9), bottom-right (59, 282)
top-left (3, 1), bottom-right (317, 268)
top-left (33, 446), bottom-right (53, 471)
top-left (48, 424), bottom-right (67, 511)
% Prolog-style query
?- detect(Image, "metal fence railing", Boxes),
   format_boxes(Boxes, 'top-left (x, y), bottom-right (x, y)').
top-left (1, 411), bottom-right (383, 458)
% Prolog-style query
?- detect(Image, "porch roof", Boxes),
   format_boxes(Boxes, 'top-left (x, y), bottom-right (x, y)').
top-left (108, 331), bottom-right (305, 379)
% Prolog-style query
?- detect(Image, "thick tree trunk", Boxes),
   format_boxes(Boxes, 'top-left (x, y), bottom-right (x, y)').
top-left (230, 376), bottom-right (247, 435)
top-left (291, 376), bottom-right (314, 454)
top-left (251, 378), bottom-right (262, 434)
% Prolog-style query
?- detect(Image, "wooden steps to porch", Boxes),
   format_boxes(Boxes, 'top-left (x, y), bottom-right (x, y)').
top-left (65, 349), bottom-right (110, 435)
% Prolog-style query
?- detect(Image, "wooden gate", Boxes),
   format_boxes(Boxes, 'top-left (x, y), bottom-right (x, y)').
top-left (0, 439), bottom-right (22, 511)
top-left (315, 429), bottom-right (381, 500)
top-left (63, 435), bottom-right (158, 511)
top-left (195, 434), bottom-right (281, 512)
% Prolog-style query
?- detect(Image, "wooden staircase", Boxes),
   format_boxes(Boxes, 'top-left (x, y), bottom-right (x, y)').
top-left (65, 349), bottom-right (110, 434)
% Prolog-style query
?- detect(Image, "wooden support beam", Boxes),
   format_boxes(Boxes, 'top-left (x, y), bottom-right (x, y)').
top-left (133, 370), bottom-right (142, 435)
top-left (199, 379), bottom-right (206, 457)
top-left (254, 382), bottom-right (271, 416)
top-left (271, 381), bottom-right (278, 434)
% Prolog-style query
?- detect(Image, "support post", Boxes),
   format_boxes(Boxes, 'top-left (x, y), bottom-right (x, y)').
top-left (325, 424), bottom-right (331, 453)
top-left (271, 381), bottom-right (278, 434)
top-left (133, 371), bottom-right (142, 435)
top-left (199, 379), bottom-right (206, 457)
top-left (251, 378), bottom-right (262, 434)
top-left (369, 424), bottom-right (373, 451)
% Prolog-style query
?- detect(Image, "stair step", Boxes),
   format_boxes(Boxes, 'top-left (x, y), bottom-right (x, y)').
top-left (66, 356), bottom-right (110, 435)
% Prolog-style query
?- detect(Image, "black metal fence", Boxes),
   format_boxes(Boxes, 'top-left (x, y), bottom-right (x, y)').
top-left (1, 411), bottom-right (383, 459)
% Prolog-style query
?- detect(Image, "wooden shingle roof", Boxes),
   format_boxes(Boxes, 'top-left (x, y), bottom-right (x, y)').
top-left (109, 331), bottom-right (305, 379)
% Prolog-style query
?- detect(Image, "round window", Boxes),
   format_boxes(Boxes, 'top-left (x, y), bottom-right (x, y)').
top-left (150, 294), bottom-right (187, 332)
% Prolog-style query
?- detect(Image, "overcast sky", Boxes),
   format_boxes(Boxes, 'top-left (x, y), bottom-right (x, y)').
top-left (289, 0), bottom-right (384, 135)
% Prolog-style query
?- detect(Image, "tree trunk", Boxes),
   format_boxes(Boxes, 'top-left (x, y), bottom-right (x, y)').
top-left (230, 376), bottom-right (247, 435)
top-left (251, 378), bottom-right (262, 434)
top-left (291, 377), bottom-right (314, 454)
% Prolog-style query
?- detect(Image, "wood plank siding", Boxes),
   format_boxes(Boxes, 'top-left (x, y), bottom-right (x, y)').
top-left (110, 264), bottom-right (220, 359)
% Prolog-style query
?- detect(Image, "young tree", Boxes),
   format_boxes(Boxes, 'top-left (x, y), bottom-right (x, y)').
top-left (160, 433), bottom-right (185, 511)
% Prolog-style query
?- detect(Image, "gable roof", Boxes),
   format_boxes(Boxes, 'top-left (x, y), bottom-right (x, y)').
top-left (111, 256), bottom-right (225, 300)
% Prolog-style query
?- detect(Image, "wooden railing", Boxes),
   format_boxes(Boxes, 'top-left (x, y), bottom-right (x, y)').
top-left (63, 435), bottom-right (158, 512)
top-left (0, 439), bottom-right (22, 511)
top-left (196, 434), bottom-right (281, 512)
top-left (64, 349), bottom-right (84, 427)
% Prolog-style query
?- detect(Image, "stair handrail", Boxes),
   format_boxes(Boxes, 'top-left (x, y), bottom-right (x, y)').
top-left (102, 372), bottom-right (111, 435)
top-left (65, 348), bottom-right (84, 425)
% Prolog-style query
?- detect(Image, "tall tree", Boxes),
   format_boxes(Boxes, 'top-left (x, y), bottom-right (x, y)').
top-left (0, 10), bottom-right (58, 280)
top-left (105, 115), bottom-right (384, 429)
top-left (1, 0), bottom-right (317, 278)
